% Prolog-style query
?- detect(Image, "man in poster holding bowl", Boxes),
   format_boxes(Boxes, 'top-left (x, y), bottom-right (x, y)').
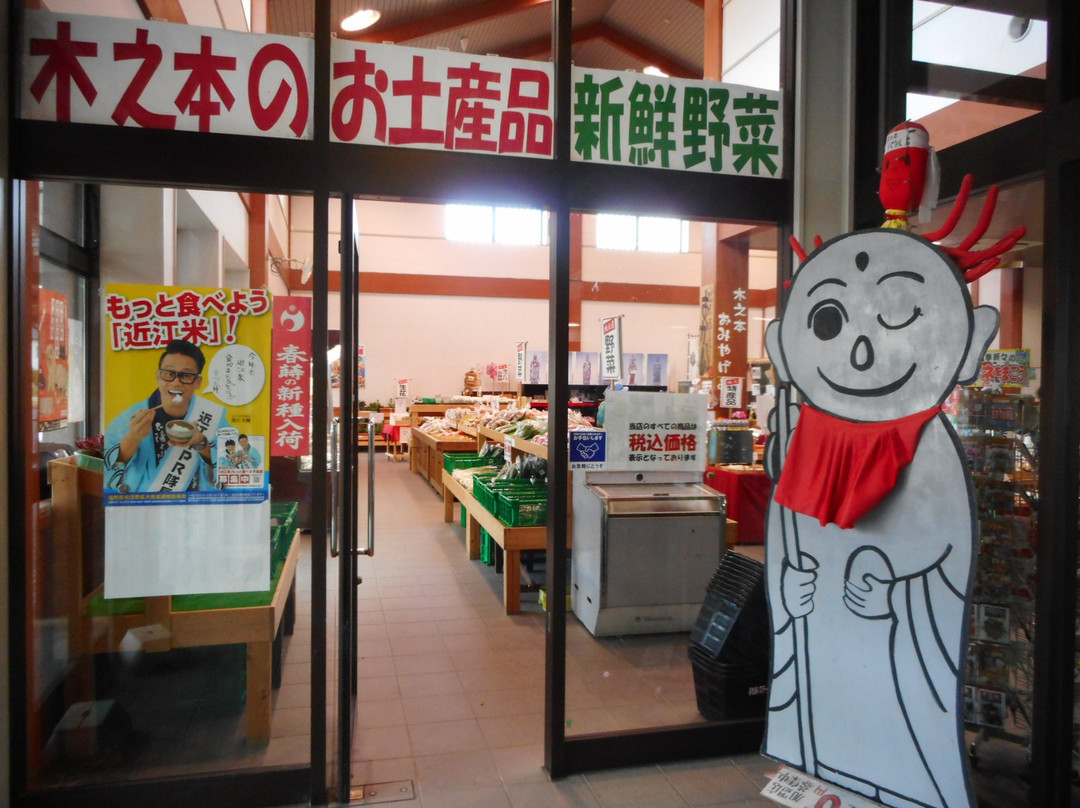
top-left (104, 338), bottom-right (231, 493)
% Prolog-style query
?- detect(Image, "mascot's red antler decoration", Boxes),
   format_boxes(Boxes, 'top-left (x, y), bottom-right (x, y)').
top-left (921, 174), bottom-right (1027, 283)
top-left (789, 121), bottom-right (1026, 284)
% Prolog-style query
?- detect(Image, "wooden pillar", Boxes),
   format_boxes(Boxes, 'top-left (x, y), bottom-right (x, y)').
top-left (997, 267), bottom-right (1023, 349)
top-left (703, 0), bottom-right (723, 81)
top-left (707, 235), bottom-right (751, 411)
top-left (698, 0), bottom-right (737, 411)
top-left (569, 213), bottom-right (582, 351)
top-left (247, 194), bottom-right (269, 289)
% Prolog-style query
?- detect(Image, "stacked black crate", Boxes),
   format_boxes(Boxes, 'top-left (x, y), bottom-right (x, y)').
top-left (689, 550), bottom-right (770, 720)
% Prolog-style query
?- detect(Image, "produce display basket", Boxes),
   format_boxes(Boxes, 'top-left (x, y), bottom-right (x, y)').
top-left (496, 493), bottom-right (547, 526)
top-left (270, 501), bottom-right (299, 570)
top-left (472, 477), bottom-right (535, 514)
top-left (444, 452), bottom-right (501, 473)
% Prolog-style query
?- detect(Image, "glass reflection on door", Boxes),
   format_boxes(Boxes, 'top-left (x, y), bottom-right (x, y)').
top-left (23, 183), bottom-right (313, 788)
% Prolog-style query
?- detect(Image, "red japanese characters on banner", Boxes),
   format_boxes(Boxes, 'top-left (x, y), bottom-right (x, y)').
top-left (106, 287), bottom-right (270, 350)
top-left (330, 41), bottom-right (554, 158)
top-left (271, 297), bottom-right (312, 456)
top-left (23, 11), bottom-right (313, 138)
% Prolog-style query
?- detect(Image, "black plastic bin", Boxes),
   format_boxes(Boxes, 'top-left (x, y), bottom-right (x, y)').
top-left (689, 648), bottom-right (769, 720)
top-left (689, 551), bottom-right (769, 720)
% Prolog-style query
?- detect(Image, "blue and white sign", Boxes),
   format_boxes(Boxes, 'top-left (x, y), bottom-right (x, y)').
top-left (570, 429), bottom-right (606, 469)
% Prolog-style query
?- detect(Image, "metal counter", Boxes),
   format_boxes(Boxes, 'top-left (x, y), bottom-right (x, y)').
top-left (571, 472), bottom-right (726, 637)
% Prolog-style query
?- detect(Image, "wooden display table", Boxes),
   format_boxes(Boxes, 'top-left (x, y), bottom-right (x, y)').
top-left (381, 423), bottom-right (411, 461)
top-left (441, 470), bottom-right (555, 615)
top-left (440, 424), bottom-right (566, 615)
top-left (47, 456), bottom-right (300, 747)
top-left (357, 411), bottom-right (388, 453)
top-left (411, 428), bottom-right (477, 490)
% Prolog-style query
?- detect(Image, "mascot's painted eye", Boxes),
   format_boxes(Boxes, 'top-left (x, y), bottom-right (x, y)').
top-left (877, 306), bottom-right (923, 330)
top-left (808, 299), bottom-right (847, 341)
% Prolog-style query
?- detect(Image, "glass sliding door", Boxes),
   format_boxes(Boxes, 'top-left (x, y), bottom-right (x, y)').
top-left (15, 182), bottom-right (314, 806)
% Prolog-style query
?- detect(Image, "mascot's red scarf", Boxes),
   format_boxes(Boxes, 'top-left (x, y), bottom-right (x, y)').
top-left (773, 404), bottom-right (942, 529)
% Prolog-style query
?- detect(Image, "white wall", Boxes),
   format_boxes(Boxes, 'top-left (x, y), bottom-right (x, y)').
top-left (580, 300), bottom-right (697, 386)
top-left (291, 199), bottom-right (790, 396)
top-left (100, 186), bottom-right (176, 285)
top-left (356, 294), bottom-right (549, 403)
top-left (185, 189), bottom-right (248, 270)
top-left (722, 0), bottom-right (781, 89)
top-left (581, 217), bottom-right (702, 286)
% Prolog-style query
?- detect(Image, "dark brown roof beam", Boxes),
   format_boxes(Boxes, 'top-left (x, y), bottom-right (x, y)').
top-left (342, 0), bottom-right (550, 42)
top-left (499, 22), bottom-right (698, 79)
top-left (586, 22), bottom-right (699, 79)
top-left (908, 61), bottom-right (1045, 110)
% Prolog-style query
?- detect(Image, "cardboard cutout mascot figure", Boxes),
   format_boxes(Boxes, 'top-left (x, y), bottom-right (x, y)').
top-left (761, 126), bottom-right (1025, 808)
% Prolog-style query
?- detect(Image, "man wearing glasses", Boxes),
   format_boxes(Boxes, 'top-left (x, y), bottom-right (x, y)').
top-left (104, 338), bottom-right (232, 493)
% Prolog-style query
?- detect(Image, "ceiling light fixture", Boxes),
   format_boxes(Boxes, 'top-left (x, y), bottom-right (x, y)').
top-left (643, 66), bottom-right (668, 77)
top-left (341, 8), bottom-right (381, 33)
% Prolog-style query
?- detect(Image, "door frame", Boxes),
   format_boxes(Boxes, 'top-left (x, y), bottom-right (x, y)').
top-left (6, 0), bottom-right (794, 804)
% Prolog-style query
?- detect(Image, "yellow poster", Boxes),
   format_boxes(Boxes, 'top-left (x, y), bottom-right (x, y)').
top-left (102, 283), bottom-right (273, 597)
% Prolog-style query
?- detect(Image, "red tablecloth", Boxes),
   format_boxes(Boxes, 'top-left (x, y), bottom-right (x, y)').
top-left (703, 465), bottom-right (771, 545)
top-left (381, 424), bottom-right (404, 442)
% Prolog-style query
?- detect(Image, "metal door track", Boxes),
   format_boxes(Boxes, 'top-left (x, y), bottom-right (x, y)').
top-left (347, 780), bottom-right (416, 804)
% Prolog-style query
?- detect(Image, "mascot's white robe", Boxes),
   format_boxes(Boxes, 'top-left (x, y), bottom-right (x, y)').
top-left (764, 414), bottom-right (975, 808)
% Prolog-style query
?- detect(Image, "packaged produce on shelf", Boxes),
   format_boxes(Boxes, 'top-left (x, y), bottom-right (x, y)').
top-left (494, 454), bottom-right (547, 484)
top-left (418, 417), bottom-right (458, 436)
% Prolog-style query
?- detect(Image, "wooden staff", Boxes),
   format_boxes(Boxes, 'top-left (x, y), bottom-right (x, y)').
top-left (776, 382), bottom-right (817, 776)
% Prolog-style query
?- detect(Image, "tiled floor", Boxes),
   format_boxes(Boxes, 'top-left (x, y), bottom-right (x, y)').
top-left (341, 452), bottom-right (778, 807)
top-left (36, 449), bottom-right (1041, 806)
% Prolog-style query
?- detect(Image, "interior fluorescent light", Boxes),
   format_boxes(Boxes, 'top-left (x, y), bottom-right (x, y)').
top-left (341, 9), bottom-right (381, 32)
top-left (643, 66), bottom-right (668, 77)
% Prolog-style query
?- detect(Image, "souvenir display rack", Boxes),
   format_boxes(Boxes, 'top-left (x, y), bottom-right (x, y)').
top-left (947, 387), bottom-right (1039, 767)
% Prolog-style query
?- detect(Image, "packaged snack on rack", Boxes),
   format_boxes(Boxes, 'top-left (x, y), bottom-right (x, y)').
top-left (977, 688), bottom-right (1007, 728)
top-left (977, 603), bottom-right (1011, 643)
top-left (964, 685), bottom-right (978, 723)
top-left (985, 438), bottom-right (1016, 475)
top-left (977, 644), bottom-right (1010, 687)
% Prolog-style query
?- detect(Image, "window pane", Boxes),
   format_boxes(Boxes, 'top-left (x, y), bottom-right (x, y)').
top-left (912, 1), bottom-right (1046, 75)
top-left (637, 216), bottom-right (683, 253)
top-left (494, 207), bottom-right (542, 246)
top-left (596, 213), bottom-right (637, 250)
top-left (445, 204), bottom-right (494, 243)
top-left (908, 1), bottom-right (1045, 148)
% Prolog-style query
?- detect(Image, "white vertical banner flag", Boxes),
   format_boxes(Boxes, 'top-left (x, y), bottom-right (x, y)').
top-left (600, 315), bottom-right (623, 380)
top-left (516, 341), bottom-right (527, 381)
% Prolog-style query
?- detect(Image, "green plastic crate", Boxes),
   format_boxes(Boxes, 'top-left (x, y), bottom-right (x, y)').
top-left (496, 493), bottom-right (547, 526)
top-left (474, 477), bottom-right (540, 513)
top-left (480, 527), bottom-right (494, 565)
top-left (473, 476), bottom-right (497, 513)
top-left (444, 452), bottom-right (493, 473)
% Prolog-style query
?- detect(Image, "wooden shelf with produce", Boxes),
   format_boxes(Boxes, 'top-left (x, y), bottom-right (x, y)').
top-left (411, 429), bottom-right (477, 490)
top-left (477, 424), bottom-right (548, 461)
top-left (439, 419), bottom-right (569, 614)
top-left (441, 471), bottom-right (554, 615)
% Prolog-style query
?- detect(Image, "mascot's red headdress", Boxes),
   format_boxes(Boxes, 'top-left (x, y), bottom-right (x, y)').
top-left (791, 121), bottom-right (1026, 284)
